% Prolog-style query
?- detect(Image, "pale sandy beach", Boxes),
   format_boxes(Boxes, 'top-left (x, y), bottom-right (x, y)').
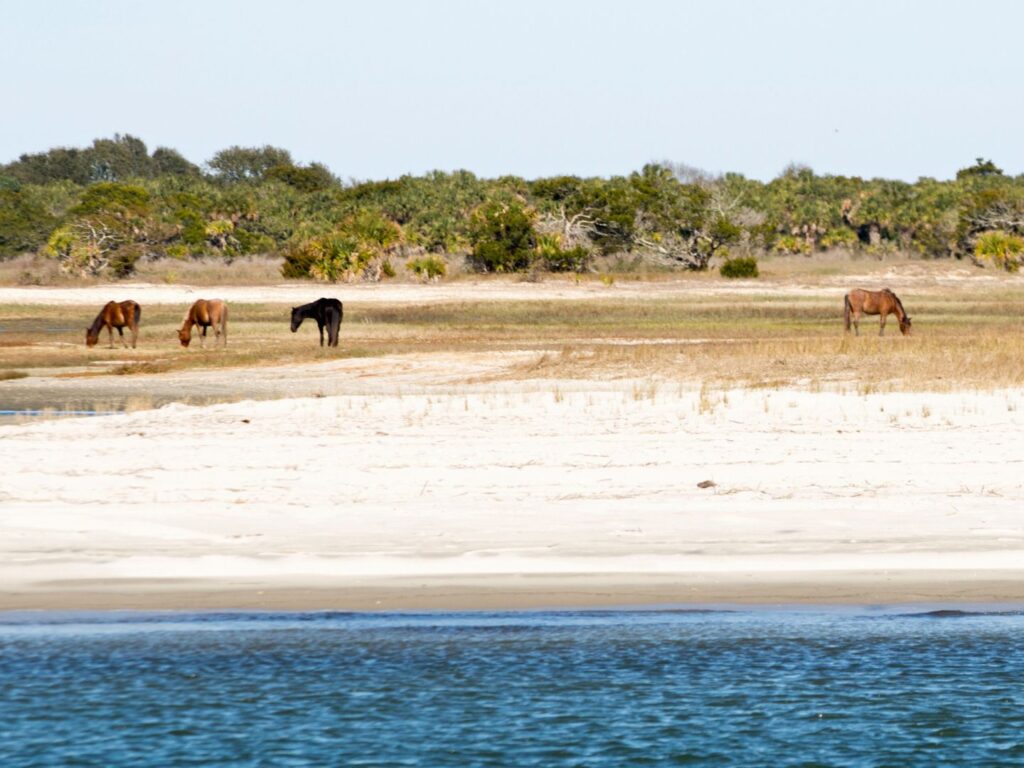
top-left (2, 341), bottom-right (1022, 609)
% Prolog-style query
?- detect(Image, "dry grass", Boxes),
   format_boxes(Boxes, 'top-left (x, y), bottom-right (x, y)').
top-left (510, 331), bottom-right (1024, 391)
top-left (132, 256), bottom-right (288, 286)
top-left (0, 273), bottom-right (1021, 401)
top-left (0, 254), bottom-right (290, 287)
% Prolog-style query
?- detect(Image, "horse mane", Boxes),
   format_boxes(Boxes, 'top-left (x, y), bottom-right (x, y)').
top-left (888, 290), bottom-right (906, 318)
top-left (88, 303), bottom-right (114, 336)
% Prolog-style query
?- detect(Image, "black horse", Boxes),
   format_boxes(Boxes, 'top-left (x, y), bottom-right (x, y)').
top-left (290, 298), bottom-right (343, 347)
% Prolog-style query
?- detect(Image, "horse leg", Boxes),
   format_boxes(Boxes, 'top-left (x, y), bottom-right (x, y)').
top-left (117, 327), bottom-right (127, 348)
top-left (330, 316), bottom-right (339, 347)
top-left (318, 320), bottom-right (325, 347)
top-left (879, 314), bottom-right (886, 337)
top-left (107, 326), bottom-right (115, 348)
top-left (853, 311), bottom-right (860, 337)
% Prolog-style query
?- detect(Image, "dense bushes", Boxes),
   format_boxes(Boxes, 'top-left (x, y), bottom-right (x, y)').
top-left (466, 199), bottom-right (537, 272)
top-left (2, 136), bottom-right (1023, 280)
top-left (282, 210), bottom-right (402, 282)
top-left (974, 231), bottom-right (1023, 272)
top-left (720, 256), bottom-right (759, 278)
top-left (406, 255), bottom-right (447, 280)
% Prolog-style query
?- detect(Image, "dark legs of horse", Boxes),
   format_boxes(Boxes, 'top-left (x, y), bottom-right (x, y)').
top-left (328, 308), bottom-right (341, 347)
top-left (116, 327), bottom-right (126, 348)
top-left (317, 320), bottom-right (326, 347)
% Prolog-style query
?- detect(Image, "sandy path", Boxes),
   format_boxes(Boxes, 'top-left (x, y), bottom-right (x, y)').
top-left (0, 266), bottom-right (1006, 307)
top-left (2, 378), bottom-right (1022, 609)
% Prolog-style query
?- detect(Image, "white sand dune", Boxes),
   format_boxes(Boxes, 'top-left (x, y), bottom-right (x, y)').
top-left (2, 379), bottom-right (1022, 609)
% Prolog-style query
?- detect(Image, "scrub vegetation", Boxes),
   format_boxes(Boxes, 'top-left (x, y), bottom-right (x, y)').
top-left (2, 135), bottom-right (1023, 283)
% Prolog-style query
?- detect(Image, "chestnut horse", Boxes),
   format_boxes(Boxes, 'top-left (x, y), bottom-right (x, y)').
top-left (178, 299), bottom-right (228, 348)
top-left (86, 300), bottom-right (141, 348)
top-left (844, 288), bottom-right (912, 336)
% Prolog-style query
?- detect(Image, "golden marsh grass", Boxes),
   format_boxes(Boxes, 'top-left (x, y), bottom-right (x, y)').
top-left (0, 279), bottom-right (1021, 403)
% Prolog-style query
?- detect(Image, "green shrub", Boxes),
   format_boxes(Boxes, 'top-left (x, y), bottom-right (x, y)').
top-left (281, 210), bottom-right (403, 281)
top-left (534, 233), bottom-right (591, 272)
top-left (176, 209), bottom-right (208, 247)
top-left (542, 245), bottom-right (590, 272)
top-left (281, 241), bottom-right (319, 278)
top-left (820, 228), bottom-right (858, 249)
top-left (720, 256), bottom-right (759, 278)
top-left (0, 188), bottom-right (54, 257)
top-left (772, 235), bottom-right (812, 255)
top-left (466, 198), bottom-right (536, 272)
top-left (974, 230), bottom-right (1024, 272)
top-left (234, 228), bottom-right (275, 255)
top-left (406, 255), bottom-right (447, 280)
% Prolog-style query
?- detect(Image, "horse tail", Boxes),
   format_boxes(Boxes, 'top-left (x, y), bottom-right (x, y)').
top-left (133, 301), bottom-right (141, 327)
top-left (844, 293), bottom-right (852, 331)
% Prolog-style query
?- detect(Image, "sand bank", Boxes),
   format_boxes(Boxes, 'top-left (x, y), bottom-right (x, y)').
top-left (2, 381), bottom-right (1021, 609)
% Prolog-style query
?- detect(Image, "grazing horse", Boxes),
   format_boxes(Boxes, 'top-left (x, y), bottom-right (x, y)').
top-left (178, 299), bottom-right (228, 348)
top-left (290, 297), bottom-right (343, 347)
top-left (86, 300), bottom-right (141, 348)
top-left (844, 288), bottom-right (912, 336)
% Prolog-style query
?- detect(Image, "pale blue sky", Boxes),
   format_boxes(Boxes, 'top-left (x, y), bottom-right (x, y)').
top-left (2, 0), bottom-right (1020, 181)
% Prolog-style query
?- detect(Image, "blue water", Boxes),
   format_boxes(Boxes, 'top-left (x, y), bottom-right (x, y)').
top-left (2, 609), bottom-right (1024, 766)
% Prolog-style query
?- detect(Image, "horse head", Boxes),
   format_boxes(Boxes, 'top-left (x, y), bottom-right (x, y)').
top-left (899, 316), bottom-right (912, 336)
top-left (85, 328), bottom-right (99, 347)
top-left (177, 327), bottom-right (192, 347)
top-left (289, 307), bottom-right (301, 332)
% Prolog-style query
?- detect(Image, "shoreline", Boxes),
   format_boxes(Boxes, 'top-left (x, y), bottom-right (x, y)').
top-left (5, 569), bottom-right (1024, 612)
top-left (4, 384), bottom-right (1022, 611)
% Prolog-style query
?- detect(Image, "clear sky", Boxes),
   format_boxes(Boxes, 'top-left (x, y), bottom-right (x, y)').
top-left (2, 0), bottom-right (1021, 181)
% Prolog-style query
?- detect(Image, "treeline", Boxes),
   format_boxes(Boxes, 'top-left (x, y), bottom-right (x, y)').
top-left (1, 134), bottom-right (1022, 280)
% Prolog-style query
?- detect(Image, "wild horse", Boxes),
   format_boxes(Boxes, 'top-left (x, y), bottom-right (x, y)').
top-left (844, 288), bottom-right (912, 336)
top-left (178, 299), bottom-right (228, 347)
top-left (290, 298), bottom-right (343, 347)
top-left (86, 300), bottom-right (141, 348)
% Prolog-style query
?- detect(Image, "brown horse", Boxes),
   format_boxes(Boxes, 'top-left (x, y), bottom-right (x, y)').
top-left (844, 288), bottom-right (912, 336)
top-left (178, 299), bottom-right (228, 348)
top-left (86, 300), bottom-right (141, 348)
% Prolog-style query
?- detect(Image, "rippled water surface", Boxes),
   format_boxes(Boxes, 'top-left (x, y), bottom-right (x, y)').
top-left (2, 609), bottom-right (1024, 766)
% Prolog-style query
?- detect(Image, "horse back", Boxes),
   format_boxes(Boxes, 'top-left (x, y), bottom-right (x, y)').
top-left (847, 288), bottom-right (891, 314)
top-left (190, 299), bottom-right (225, 326)
top-left (117, 299), bottom-right (140, 328)
top-left (105, 301), bottom-right (127, 327)
top-left (315, 297), bottom-right (341, 316)
top-left (208, 299), bottom-right (227, 326)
